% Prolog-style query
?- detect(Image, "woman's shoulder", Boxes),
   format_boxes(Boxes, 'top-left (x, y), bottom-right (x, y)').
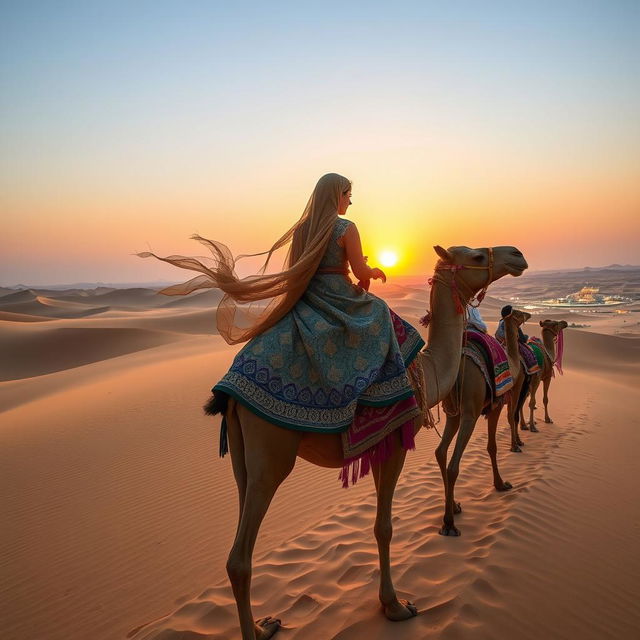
top-left (335, 217), bottom-right (355, 237)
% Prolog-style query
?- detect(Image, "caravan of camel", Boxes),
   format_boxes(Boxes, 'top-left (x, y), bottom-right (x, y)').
top-left (210, 245), bottom-right (567, 640)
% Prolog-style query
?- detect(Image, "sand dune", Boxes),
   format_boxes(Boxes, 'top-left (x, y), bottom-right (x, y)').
top-left (161, 289), bottom-right (224, 309)
top-left (129, 372), bottom-right (640, 640)
top-left (0, 325), bottom-right (184, 381)
top-left (0, 279), bottom-right (638, 640)
top-left (0, 311), bottom-right (55, 323)
top-left (0, 291), bottom-right (110, 319)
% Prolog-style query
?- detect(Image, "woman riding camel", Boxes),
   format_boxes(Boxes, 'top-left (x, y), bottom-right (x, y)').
top-left (139, 173), bottom-right (425, 463)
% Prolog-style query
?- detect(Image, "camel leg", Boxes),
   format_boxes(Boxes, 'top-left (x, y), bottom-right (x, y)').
top-left (514, 374), bottom-right (528, 446)
top-left (227, 404), bottom-right (301, 640)
top-left (435, 413), bottom-right (462, 515)
top-left (440, 413), bottom-right (478, 536)
top-left (228, 405), bottom-right (247, 531)
top-left (543, 376), bottom-right (553, 423)
top-left (519, 403), bottom-right (528, 431)
top-left (372, 437), bottom-right (417, 621)
top-left (507, 378), bottom-right (523, 453)
top-left (487, 405), bottom-right (512, 491)
top-left (528, 376), bottom-right (540, 432)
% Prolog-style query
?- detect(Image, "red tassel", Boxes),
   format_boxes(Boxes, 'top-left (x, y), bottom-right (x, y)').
top-left (401, 421), bottom-right (416, 451)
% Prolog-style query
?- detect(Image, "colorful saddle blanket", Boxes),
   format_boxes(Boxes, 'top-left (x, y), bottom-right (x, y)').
top-left (526, 338), bottom-right (545, 369)
top-left (519, 342), bottom-right (541, 375)
top-left (339, 309), bottom-right (424, 487)
top-left (465, 330), bottom-right (514, 397)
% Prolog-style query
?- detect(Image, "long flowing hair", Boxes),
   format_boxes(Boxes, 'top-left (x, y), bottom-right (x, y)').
top-left (137, 173), bottom-right (351, 344)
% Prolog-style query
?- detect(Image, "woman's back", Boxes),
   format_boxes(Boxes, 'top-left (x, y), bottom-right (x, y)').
top-left (317, 218), bottom-right (351, 270)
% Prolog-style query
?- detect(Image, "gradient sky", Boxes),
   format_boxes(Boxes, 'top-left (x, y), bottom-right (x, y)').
top-left (1, 1), bottom-right (639, 285)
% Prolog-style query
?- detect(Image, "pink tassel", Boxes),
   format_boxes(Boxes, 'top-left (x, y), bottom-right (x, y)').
top-left (338, 419), bottom-right (417, 488)
top-left (555, 329), bottom-right (564, 375)
top-left (339, 466), bottom-right (349, 489)
top-left (401, 421), bottom-right (416, 451)
top-left (359, 453), bottom-right (371, 479)
top-left (351, 458), bottom-right (360, 486)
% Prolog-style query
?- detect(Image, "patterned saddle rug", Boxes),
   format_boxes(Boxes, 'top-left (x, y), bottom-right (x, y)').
top-left (519, 342), bottom-right (541, 375)
top-left (526, 338), bottom-right (545, 369)
top-left (339, 309), bottom-right (425, 487)
top-left (454, 331), bottom-right (514, 416)
top-left (465, 330), bottom-right (514, 397)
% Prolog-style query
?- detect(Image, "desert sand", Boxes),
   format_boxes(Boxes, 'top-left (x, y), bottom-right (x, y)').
top-left (1, 271), bottom-right (639, 640)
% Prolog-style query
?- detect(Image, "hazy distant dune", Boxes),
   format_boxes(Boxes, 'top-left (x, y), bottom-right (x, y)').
top-left (0, 297), bottom-right (110, 319)
top-left (160, 289), bottom-right (224, 308)
top-left (0, 311), bottom-right (56, 323)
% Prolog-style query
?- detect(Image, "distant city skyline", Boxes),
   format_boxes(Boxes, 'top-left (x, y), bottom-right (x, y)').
top-left (2, 1), bottom-right (639, 284)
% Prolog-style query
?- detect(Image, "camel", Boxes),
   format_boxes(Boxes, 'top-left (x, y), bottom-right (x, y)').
top-left (524, 319), bottom-right (568, 430)
top-left (205, 245), bottom-right (527, 640)
top-left (435, 308), bottom-right (531, 536)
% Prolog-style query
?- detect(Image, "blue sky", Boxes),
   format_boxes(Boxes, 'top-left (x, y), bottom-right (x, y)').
top-left (1, 1), bottom-right (639, 283)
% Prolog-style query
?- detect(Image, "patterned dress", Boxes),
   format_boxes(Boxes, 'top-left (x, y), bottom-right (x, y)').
top-left (213, 217), bottom-right (425, 434)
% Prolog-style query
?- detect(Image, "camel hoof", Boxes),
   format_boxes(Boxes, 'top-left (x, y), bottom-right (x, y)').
top-left (521, 424), bottom-right (529, 431)
top-left (454, 501), bottom-right (462, 514)
top-left (384, 599), bottom-right (418, 621)
top-left (530, 424), bottom-right (539, 433)
top-left (511, 445), bottom-right (522, 453)
top-left (496, 481), bottom-right (512, 491)
top-left (255, 616), bottom-right (281, 639)
top-left (545, 418), bottom-right (554, 424)
top-left (439, 523), bottom-right (461, 536)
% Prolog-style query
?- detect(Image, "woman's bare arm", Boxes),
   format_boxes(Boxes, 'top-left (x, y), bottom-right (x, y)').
top-left (342, 223), bottom-right (386, 283)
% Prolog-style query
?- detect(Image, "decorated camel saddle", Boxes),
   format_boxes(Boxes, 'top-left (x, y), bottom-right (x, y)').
top-left (527, 334), bottom-right (564, 377)
top-left (462, 329), bottom-right (514, 412)
top-left (339, 309), bottom-right (428, 487)
top-left (518, 341), bottom-right (541, 375)
top-left (526, 336), bottom-right (546, 369)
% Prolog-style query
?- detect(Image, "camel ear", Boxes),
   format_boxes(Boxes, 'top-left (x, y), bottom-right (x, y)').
top-left (434, 245), bottom-right (453, 262)
top-left (539, 320), bottom-right (545, 327)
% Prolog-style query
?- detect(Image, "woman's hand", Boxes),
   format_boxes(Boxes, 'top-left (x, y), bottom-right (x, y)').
top-left (370, 267), bottom-right (386, 283)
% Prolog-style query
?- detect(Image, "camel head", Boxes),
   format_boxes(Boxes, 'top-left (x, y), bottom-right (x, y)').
top-left (508, 309), bottom-right (531, 326)
top-left (432, 245), bottom-right (528, 305)
top-left (539, 319), bottom-right (568, 336)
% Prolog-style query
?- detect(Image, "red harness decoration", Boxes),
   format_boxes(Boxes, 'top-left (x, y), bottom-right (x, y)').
top-left (424, 248), bottom-right (495, 316)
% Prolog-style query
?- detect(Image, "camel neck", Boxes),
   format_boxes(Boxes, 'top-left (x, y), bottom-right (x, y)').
top-left (542, 330), bottom-right (556, 360)
top-left (420, 278), bottom-right (466, 408)
top-left (503, 318), bottom-right (521, 374)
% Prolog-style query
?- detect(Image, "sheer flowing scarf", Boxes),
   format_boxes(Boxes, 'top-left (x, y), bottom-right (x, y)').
top-left (137, 173), bottom-right (352, 344)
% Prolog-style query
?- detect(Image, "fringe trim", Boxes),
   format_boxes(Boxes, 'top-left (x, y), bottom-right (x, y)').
top-left (407, 358), bottom-right (435, 429)
top-left (338, 419), bottom-right (416, 488)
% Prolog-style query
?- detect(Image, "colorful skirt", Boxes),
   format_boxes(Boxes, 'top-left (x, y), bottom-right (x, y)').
top-left (213, 273), bottom-right (425, 434)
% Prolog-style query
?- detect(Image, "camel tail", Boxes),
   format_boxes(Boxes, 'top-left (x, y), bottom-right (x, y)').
top-left (203, 391), bottom-right (230, 457)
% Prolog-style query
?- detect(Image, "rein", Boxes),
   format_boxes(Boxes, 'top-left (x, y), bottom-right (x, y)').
top-left (426, 247), bottom-right (494, 315)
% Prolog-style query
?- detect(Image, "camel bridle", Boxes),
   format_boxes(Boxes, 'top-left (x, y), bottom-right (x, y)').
top-left (429, 247), bottom-right (494, 314)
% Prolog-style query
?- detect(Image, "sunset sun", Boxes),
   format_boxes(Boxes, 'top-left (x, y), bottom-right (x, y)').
top-left (379, 250), bottom-right (399, 267)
